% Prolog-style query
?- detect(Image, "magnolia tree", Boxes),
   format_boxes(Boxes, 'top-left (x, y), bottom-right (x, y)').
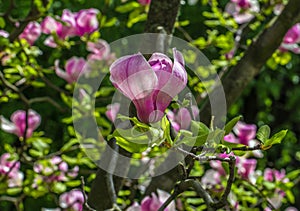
top-left (0, 0), bottom-right (300, 210)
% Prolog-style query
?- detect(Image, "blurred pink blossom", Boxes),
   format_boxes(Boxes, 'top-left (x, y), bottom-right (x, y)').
top-left (280, 23), bottom-right (300, 54)
top-left (0, 109), bottom-right (41, 138)
top-left (59, 189), bottom-right (84, 211)
top-left (138, 0), bottom-right (151, 5)
top-left (19, 22), bottom-right (41, 45)
top-left (225, 0), bottom-right (260, 24)
top-left (167, 105), bottom-right (199, 131)
top-left (55, 57), bottom-right (86, 83)
top-left (75, 8), bottom-right (99, 36)
top-left (127, 189), bottom-right (175, 211)
top-left (233, 121), bottom-right (257, 145)
top-left (87, 39), bottom-right (115, 64)
top-left (264, 168), bottom-right (288, 183)
top-left (0, 30), bottom-right (9, 38)
top-left (33, 156), bottom-right (78, 184)
top-left (0, 153), bottom-right (23, 187)
top-left (41, 16), bottom-right (62, 34)
top-left (105, 103), bottom-right (120, 122)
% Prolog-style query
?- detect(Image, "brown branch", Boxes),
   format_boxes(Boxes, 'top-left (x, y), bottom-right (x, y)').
top-left (200, 0), bottom-right (300, 125)
top-left (144, 0), bottom-right (181, 34)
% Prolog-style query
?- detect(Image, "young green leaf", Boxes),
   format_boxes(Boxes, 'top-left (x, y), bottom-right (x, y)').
top-left (224, 115), bottom-right (242, 135)
top-left (256, 125), bottom-right (270, 143)
top-left (263, 129), bottom-right (288, 147)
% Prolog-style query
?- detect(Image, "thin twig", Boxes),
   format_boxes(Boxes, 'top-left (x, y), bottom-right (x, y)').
top-left (80, 176), bottom-right (96, 211)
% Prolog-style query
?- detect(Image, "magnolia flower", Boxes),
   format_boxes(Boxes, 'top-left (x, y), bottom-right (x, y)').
top-left (75, 8), bottom-right (99, 36)
top-left (41, 16), bottom-right (62, 34)
top-left (0, 30), bottom-right (9, 38)
top-left (0, 109), bottom-right (41, 138)
top-left (0, 153), bottom-right (23, 187)
top-left (264, 168), bottom-right (288, 183)
top-left (138, 0), bottom-right (151, 5)
top-left (167, 106), bottom-right (199, 131)
top-left (225, 0), bottom-right (260, 24)
top-left (59, 189), bottom-right (84, 211)
top-left (55, 57), bottom-right (86, 83)
top-left (19, 22), bottom-right (41, 45)
top-left (280, 23), bottom-right (300, 54)
top-left (105, 103), bottom-right (120, 122)
top-left (237, 158), bottom-right (257, 182)
top-left (33, 156), bottom-right (78, 183)
top-left (87, 39), bottom-right (115, 64)
top-left (110, 48), bottom-right (187, 123)
top-left (127, 189), bottom-right (175, 211)
top-left (233, 121), bottom-right (256, 145)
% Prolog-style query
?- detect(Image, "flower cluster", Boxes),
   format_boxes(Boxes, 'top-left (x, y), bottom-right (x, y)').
top-left (59, 189), bottom-right (84, 211)
top-left (127, 189), bottom-right (175, 211)
top-left (0, 153), bottom-right (23, 188)
top-left (41, 9), bottom-right (99, 47)
top-left (225, 0), bottom-right (260, 24)
top-left (19, 22), bottom-right (42, 45)
top-left (0, 109), bottom-right (41, 138)
top-left (33, 156), bottom-right (78, 185)
top-left (224, 121), bottom-right (262, 157)
top-left (280, 23), bottom-right (300, 54)
top-left (109, 48), bottom-right (187, 123)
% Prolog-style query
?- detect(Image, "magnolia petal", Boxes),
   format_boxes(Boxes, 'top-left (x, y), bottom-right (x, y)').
top-left (0, 115), bottom-right (17, 134)
top-left (55, 60), bottom-right (72, 83)
top-left (110, 53), bottom-right (158, 100)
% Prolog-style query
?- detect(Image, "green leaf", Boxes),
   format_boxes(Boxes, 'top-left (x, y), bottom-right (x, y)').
top-left (286, 190), bottom-right (295, 204)
top-left (110, 128), bottom-right (149, 153)
top-left (61, 139), bottom-right (79, 152)
top-left (190, 121), bottom-right (210, 136)
top-left (263, 129), bottom-right (288, 147)
top-left (256, 125), bottom-right (270, 143)
top-left (115, 2), bottom-right (140, 13)
top-left (0, 17), bottom-right (5, 28)
top-left (224, 116), bottom-right (242, 135)
top-left (285, 169), bottom-right (300, 180)
top-left (114, 136), bottom-right (148, 153)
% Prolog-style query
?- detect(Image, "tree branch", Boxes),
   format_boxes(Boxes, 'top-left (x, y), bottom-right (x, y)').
top-left (144, 0), bottom-right (181, 34)
top-left (200, 0), bottom-right (300, 125)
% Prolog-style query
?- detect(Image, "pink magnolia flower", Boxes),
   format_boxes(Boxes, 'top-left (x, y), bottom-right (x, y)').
top-left (264, 168), bottom-right (288, 182)
top-left (233, 121), bottom-right (256, 145)
top-left (19, 22), bottom-right (41, 45)
top-left (55, 57), bottom-right (86, 84)
top-left (167, 106), bottom-right (199, 131)
top-left (225, 0), bottom-right (260, 24)
top-left (59, 189), bottom-right (84, 211)
top-left (127, 189), bottom-right (175, 211)
top-left (110, 48), bottom-right (187, 123)
top-left (0, 109), bottom-right (41, 138)
top-left (138, 0), bottom-right (151, 5)
top-left (0, 153), bottom-right (23, 187)
top-left (280, 23), bottom-right (300, 54)
top-left (87, 39), bottom-right (115, 64)
top-left (105, 103), bottom-right (120, 122)
top-left (237, 158), bottom-right (257, 180)
top-left (58, 9), bottom-right (77, 39)
top-left (41, 16), bottom-right (62, 34)
top-left (0, 30), bottom-right (9, 38)
top-left (75, 8), bottom-right (99, 36)
top-left (33, 156), bottom-right (78, 184)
